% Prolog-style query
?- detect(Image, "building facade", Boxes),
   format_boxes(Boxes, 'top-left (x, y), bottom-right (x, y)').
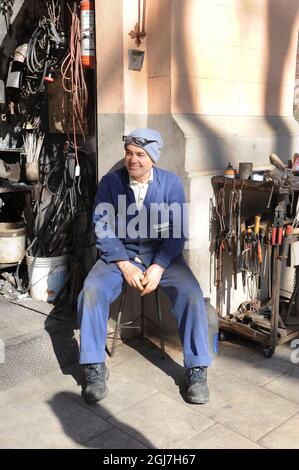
top-left (95, 0), bottom-right (299, 316)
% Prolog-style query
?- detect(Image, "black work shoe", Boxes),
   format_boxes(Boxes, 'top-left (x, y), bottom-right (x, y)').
top-left (84, 363), bottom-right (109, 404)
top-left (185, 366), bottom-right (210, 404)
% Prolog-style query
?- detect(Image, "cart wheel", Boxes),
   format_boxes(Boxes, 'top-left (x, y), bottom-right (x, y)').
top-left (219, 331), bottom-right (226, 342)
top-left (263, 347), bottom-right (274, 358)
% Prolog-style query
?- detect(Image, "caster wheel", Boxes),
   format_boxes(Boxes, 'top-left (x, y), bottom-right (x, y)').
top-left (219, 331), bottom-right (226, 342)
top-left (263, 347), bottom-right (275, 358)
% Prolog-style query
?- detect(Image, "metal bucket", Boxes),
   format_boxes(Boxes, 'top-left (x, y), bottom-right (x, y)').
top-left (26, 255), bottom-right (68, 302)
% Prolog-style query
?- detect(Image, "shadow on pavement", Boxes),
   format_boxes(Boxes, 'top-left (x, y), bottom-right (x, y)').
top-left (47, 390), bottom-right (154, 449)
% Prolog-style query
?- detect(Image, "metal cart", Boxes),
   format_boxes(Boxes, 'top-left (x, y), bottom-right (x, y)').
top-left (212, 175), bottom-right (299, 358)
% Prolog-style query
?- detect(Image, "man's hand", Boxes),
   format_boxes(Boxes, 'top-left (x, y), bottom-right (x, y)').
top-left (140, 264), bottom-right (165, 296)
top-left (117, 261), bottom-right (145, 291)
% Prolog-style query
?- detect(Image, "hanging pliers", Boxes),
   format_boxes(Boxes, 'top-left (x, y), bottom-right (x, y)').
top-left (271, 203), bottom-right (285, 246)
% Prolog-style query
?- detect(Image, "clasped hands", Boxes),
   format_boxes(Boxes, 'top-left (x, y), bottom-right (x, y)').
top-left (117, 261), bottom-right (164, 296)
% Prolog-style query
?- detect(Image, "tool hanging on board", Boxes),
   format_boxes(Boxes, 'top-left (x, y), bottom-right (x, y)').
top-left (238, 215), bottom-right (273, 302)
top-left (213, 181), bottom-right (243, 312)
top-left (226, 185), bottom-right (242, 289)
top-left (272, 202), bottom-right (285, 246)
top-left (280, 225), bottom-right (293, 259)
top-left (254, 215), bottom-right (261, 236)
top-left (254, 214), bottom-right (263, 296)
top-left (213, 187), bottom-right (226, 315)
top-left (267, 225), bottom-right (274, 289)
top-left (215, 186), bottom-right (226, 233)
top-left (215, 233), bottom-right (225, 316)
top-left (240, 218), bottom-right (249, 292)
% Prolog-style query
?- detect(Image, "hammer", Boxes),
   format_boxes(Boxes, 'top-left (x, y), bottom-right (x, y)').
top-left (269, 153), bottom-right (287, 170)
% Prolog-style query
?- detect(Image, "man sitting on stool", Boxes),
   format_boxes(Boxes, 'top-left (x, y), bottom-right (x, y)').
top-left (77, 128), bottom-right (211, 405)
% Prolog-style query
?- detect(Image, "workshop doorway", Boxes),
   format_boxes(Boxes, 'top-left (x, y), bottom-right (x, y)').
top-left (0, 0), bottom-right (98, 307)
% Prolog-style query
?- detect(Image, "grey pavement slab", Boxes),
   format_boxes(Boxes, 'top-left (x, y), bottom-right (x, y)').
top-left (32, 341), bottom-right (151, 394)
top-left (192, 371), bottom-right (299, 442)
top-left (86, 427), bottom-right (150, 449)
top-left (108, 391), bottom-right (214, 449)
top-left (0, 374), bottom-right (58, 409)
top-left (1, 299), bottom-right (299, 450)
top-left (0, 326), bottom-right (79, 391)
top-left (259, 413), bottom-right (299, 449)
top-left (0, 295), bottom-right (80, 391)
top-left (0, 390), bottom-right (112, 449)
top-left (272, 342), bottom-right (299, 366)
top-left (65, 365), bottom-right (159, 420)
top-left (109, 343), bottom-right (219, 407)
top-left (264, 366), bottom-right (299, 404)
top-left (211, 341), bottom-right (295, 386)
top-left (35, 352), bottom-right (162, 420)
top-left (110, 337), bottom-right (184, 368)
top-left (180, 423), bottom-right (264, 449)
top-left (223, 335), bottom-right (299, 365)
top-left (0, 297), bottom-right (56, 341)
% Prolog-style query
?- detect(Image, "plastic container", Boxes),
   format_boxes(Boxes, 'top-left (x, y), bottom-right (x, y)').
top-left (26, 255), bottom-right (68, 302)
top-left (204, 297), bottom-right (219, 358)
top-left (0, 222), bottom-right (26, 263)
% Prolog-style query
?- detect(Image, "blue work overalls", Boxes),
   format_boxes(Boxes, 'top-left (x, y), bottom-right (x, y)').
top-left (77, 166), bottom-right (211, 369)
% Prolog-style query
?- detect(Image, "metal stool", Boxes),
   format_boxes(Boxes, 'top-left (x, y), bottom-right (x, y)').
top-left (108, 283), bottom-right (165, 358)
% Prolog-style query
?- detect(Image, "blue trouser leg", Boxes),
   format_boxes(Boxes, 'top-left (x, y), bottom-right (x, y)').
top-left (159, 256), bottom-right (212, 369)
top-left (78, 255), bottom-right (211, 368)
top-left (77, 259), bottom-right (124, 364)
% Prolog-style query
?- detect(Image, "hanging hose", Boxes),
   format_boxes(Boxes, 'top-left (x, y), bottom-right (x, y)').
top-left (61, 3), bottom-right (88, 169)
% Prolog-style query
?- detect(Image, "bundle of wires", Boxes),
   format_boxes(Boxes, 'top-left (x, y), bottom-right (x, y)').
top-left (28, 142), bottom-right (95, 258)
top-left (25, 0), bottom-right (65, 95)
top-left (61, 2), bottom-right (88, 168)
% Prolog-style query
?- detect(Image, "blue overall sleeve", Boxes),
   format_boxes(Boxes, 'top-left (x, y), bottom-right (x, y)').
top-left (93, 176), bottom-right (129, 263)
top-left (152, 176), bottom-right (188, 269)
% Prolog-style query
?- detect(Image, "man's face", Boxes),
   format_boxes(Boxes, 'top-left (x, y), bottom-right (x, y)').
top-left (124, 144), bottom-right (153, 180)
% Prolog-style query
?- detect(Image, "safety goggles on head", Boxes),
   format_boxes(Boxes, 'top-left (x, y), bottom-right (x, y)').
top-left (122, 135), bottom-right (158, 147)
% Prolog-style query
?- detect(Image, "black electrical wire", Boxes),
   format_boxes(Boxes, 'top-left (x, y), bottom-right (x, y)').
top-left (30, 143), bottom-right (96, 258)
top-left (24, 2), bottom-right (65, 96)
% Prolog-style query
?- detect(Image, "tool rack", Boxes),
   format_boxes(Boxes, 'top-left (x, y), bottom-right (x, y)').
top-left (212, 175), bottom-right (299, 358)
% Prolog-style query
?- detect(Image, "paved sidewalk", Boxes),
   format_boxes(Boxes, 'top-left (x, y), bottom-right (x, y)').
top-left (1, 333), bottom-right (299, 449)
